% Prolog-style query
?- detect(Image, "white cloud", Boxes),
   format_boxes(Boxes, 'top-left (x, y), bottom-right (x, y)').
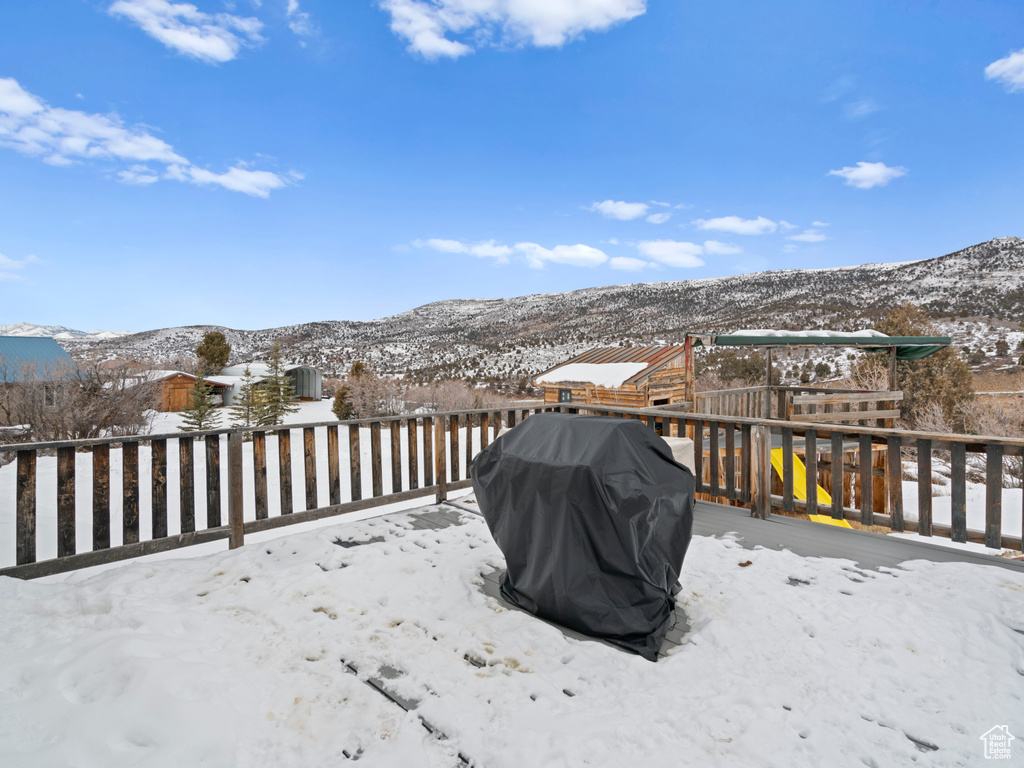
top-left (843, 99), bottom-right (879, 119)
top-left (108, 0), bottom-right (264, 64)
top-left (692, 215), bottom-right (777, 235)
top-left (286, 0), bottom-right (313, 36)
top-left (828, 161), bottom-right (907, 189)
top-left (985, 48), bottom-right (1024, 93)
top-left (0, 252), bottom-right (39, 282)
top-left (380, 0), bottom-right (646, 59)
top-left (649, 200), bottom-right (670, 207)
top-left (118, 164), bottom-right (160, 184)
top-left (778, 220), bottom-right (797, 231)
top-left (609, 256), bottom-right (651, 271)
top-left (811, 220), bottom-right (830, 227)
top-left (515, 242), bottom-right (607, 269)
top-left (413, 238), bottom-right (513, 263)
top-left (586, 199), bottom-right (649, 220)
top-left (636, 240), bottom-right (705, 268)
top-left (0, 78), bottom-right (294, 197)
top-left (646, 212), bottom-right (671, 224)
top-left (703, 240), bottom-right (743, 255)
top-left (787, 229), bottom-right (828, 243)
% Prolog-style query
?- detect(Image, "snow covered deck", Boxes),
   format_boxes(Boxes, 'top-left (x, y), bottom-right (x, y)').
top-left (2, 497), bottom-right (1021, 767)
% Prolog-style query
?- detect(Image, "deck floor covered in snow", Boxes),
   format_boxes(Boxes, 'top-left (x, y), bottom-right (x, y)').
top-left (2, 497), bottom-right (1023, 767)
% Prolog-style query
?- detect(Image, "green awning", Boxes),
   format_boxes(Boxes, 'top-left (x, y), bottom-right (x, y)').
top-left (704, 333), bottom-right (951, 361)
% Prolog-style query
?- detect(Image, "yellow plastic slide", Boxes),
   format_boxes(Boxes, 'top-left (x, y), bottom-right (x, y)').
top-left (769, 448), bottom-right (852, 528)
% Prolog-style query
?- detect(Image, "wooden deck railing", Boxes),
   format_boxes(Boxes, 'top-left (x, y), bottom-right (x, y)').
top-left (2, 402), bottom-right (1021, 579)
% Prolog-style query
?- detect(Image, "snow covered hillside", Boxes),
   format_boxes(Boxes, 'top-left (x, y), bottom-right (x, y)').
top-left (51, 236), bottom-right (1024, 385)
top-left (1, 505), bottom-right (1021, 767)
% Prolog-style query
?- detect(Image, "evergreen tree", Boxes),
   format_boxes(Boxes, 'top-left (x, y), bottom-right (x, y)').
top-left (331, 383), bottom-right (354, 420)
top-left (258, 343), bottom-right (299, 426)
top-left (179, 370), bottom-right (220, 432)
top-left (229, 365), bottom-right (265, 435)
top-left (196, 331), bottom-right (231, 374)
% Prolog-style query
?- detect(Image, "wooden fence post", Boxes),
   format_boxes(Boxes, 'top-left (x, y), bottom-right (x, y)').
top-left (435, 415), bottom-right (447, 503)
top-left (228, 431), bottom-right (244, 549)
top-left (752, 425), bottom-right (771, 518)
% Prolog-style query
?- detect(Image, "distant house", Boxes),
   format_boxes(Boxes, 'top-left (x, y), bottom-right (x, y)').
top-left (219, 362), bottom-right (322, 405)
top-left (0, 336), bottom-right (76, 383)
top-left (533, 346), bottom-right (690, 409)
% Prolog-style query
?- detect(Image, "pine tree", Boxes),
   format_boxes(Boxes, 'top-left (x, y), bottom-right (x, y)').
top-left (258, 343), bottom-right (299, 426)
top-left (196, 331), bottom-right (231, 374)
top-left (332, 383), bottom-right (354, 420)
top-left (229, 365), bottom-right (265, 435)
top-left (179, 370), bottom-right (220, 432)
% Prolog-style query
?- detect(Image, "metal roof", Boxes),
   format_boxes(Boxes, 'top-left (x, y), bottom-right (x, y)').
top-left (533, 345), bottom-right (688, 387)
top-left (0, 336), bottom-right (76, 382)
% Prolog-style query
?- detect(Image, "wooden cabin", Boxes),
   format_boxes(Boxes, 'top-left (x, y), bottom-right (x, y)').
top-left (144, 371), bottom-right (232, 412)
top-left (533, 346), bottom-right (692, 408)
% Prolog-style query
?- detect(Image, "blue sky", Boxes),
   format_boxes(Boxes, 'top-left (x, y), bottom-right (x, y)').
top-left (0, 0), bottom-right (1022, 332)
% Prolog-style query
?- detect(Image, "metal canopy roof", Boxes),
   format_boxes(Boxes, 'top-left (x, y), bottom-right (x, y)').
top-left (689, 332), bottom-right (951, 361)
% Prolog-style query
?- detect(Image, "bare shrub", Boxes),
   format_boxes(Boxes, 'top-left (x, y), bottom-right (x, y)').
top-left (405, 380), bottom-right (514, 413)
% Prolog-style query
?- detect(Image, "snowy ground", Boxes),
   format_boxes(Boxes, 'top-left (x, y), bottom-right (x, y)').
top-left (1, 504), bottom-right (1022, 767)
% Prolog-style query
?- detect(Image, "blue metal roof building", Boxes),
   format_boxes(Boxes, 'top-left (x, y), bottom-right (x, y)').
top-left (0, 337), bottom-right (76, 382)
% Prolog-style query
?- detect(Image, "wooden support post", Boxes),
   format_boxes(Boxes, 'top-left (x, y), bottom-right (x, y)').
top-left (449, 414), bottom-right (460, 482)
top-left (327, 426), bottom-right (341, 505)
top-left (92, 444), bottom-right (110, 550)
top-left (465, 413), bottom-right (474, 478)
top-left (253, 432), bottom-right (269, 520)
top-left (781, 428), bottom-right (794, 512)
top-left (348, 425), bottom-right (362, 502)
top-left (950, 441), bottom-right (967, 543)
top-left (709, 420), bottom-right (720, 498)
top-left (178, 437), bottom-right (195, 534)
top-left (206, 435), bottom-right (221, 528)
top-left (370, 422), bottom-right (383, 498)
top-left (480, 412), bottom-right (489, 449)
top-left (725, 423), bottom-right (735, 500)
top-left (752, 425), bottom-right (771, 518)
top-left (56, 444), bottom-right (75, 561)
top-left (887, 436), bottom-right (904, 532)
top-left (389, 421), bottom-right (401, 493)
top-left (985, 443), bottom-right (1003, 549)
top-left (830, 432), bottom-right (844, 521)
top-left (278, 429), bottom-right (293, 514)
top-left (304, 427), bottom-right (318, 510)
top-left (916, 439), bottom-right (932, 536)
top-left (16, 450), bottom-right (36, 565)
top-left (150, 439), bottom-right (166, 540)
top-left (122, 441), bottom-right (139, 545)
top-left (693, 419), bottom-right (704, 495)
top-left (740, 424), bottom-right (751, 503)
top-left (435, 415), bottom-right (448, 503)
top-left (407, 419), bottom-right (419, 491)
top-left (805, 430), bottom-right (817, 516)
top-left (228, 432), bottom-right (244, 550)
top-left (764, 348), bottom-right (773, 419)
top-left (888, 346), bottom-right (898, 392)
top-left (422, 417), bottom-right (433, 487)
top-left (859, 434), bottom-right (873, 526)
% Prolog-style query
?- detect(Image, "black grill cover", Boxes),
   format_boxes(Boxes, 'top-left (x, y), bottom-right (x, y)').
top-left (471, 413), bottom-right (695, 661)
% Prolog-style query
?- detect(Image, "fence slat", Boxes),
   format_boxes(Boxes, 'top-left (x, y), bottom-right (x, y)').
top-left (178, 437), bottom-right (195, 534)
top-left (390, 421), bottom-right (402, 494)
top-left (709, 420), bottom-right (720, 498)
top-left (151, 439), bottom-right (166, 540)
top-left (916, 438), bottom-right (931, 536)
top-left (782, 428), bottom-right (793, 512)
top-left (278, 429), bottom-right (293, 515)
top-left (406, 419), bottom-right (419, 491)
top-left (507, 409), bottom-right (517, 428)
top-left (805, 431), bottom-right (817, 516)
top-left (693, 419), bottom-right (704, 494)
top-left (724, 423), bottom-right (735, 500)
top-left (435, 416), bottom-right (447, 503)
top-left (253, 432), bottom-right (269, 520)
top-left (480, 413), bottom-right (489, 449)
top-left (887, 436), bottom-right (904, 532)
top-left (206, 434), bottom-right (221, 528)
top-left (465, 413), bottom-right (474, 478)
top-left (370, 422), bottom-right (383, 498)
top-left (57, 446), bottom-right (77, 555)
top-left (740, 424), bottom-right (751, 502)
top-left (327, 426), bottom-right (341, 506)
top-left (985, 443), bottom-right (1003, 549)
top-left (449, 414), bottom-right (460, 482)
top-left (16, 451), bottom-right (36, 565)
top-left (228, 432), bottom-right (244, 550)
top-left (304, 427), bottom-right (318, 510)
top-left (859, 434), bottom-right (873, 526)
top-left (950, 442), bottom-right (967, 542)
top-left (830, 432), bottom-right (844, 521)
top-left (93, 444), bottom-right (111, 549)
top-left (422, 417), bottom-right (433, 487)
top-left (349, 425), bottom-right (362, 502)
top-left (122, 442), bottom-right (139, 545)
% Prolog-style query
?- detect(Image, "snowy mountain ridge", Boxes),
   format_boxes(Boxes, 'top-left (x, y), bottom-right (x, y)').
top-left (0, 322), bottom-right (131, 341)
top-left (53, 237), bottom-right (1024, 384)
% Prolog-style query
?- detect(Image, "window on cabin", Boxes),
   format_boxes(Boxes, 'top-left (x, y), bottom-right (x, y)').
top-left (558, 389), bottom-right (572, 403)
top-left (652, 398), bottom-right (669, 406)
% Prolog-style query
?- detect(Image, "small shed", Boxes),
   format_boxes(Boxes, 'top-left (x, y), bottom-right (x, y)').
top-left (533, 346), bottom-right (690, 408)
top-left (143, 371), bottom-right (232, 412)
top-left (220, 362), bottom-right (322, 402)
